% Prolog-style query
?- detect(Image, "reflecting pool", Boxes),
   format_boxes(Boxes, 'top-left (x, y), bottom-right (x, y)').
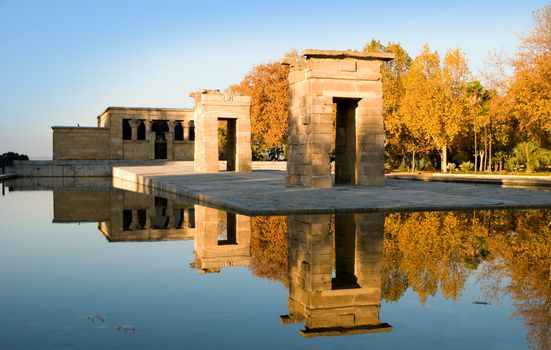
top-left (0, 180), bottom-right (549, 350)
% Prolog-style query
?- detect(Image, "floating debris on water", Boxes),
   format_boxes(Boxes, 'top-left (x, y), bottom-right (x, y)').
top-left (116, 325), bottom-right (137, 334)
top-left (87, 315), bottom-right (105, 322)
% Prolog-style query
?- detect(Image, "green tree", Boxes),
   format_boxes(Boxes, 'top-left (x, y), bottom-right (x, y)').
top-left (0, 152), bottom-right (29, 172)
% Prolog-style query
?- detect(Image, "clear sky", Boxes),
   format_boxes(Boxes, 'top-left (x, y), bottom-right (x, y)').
top-left (0, 0), bottom-right (548, 158)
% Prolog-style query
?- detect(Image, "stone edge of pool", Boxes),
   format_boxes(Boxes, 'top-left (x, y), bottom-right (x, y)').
top-left (111, 166), bottom-right (551, 216)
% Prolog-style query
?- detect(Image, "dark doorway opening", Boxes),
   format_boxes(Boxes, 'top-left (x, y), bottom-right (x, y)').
top-left (137, 120), bottom-right (146, 140)
top-left (334, 98), bottom-right (359, 185)
top-left (218, 118), bottom-right (237, 171)
top-left (152, 196), bottom-right (169, 229)
top-left (152, 120), bottom-right (168, 159)
top-left (174, 122), bottom-right (184, 141)
top-left (332, 213), bottom-right (360, 290)
top-left (218, 211), bottom-right (237, 245)
top-left (122, 119), bottom-right (132, 140)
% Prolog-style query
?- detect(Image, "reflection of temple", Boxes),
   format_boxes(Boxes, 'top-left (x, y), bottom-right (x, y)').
top-left (52, 188), bottom-right (196, 242)
top-left (189, 206), bottom-right (251, 273)
top-left (281, 213), bottom-right (392, 337)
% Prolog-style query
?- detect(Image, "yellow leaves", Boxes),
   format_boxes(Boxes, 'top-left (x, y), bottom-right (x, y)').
top-left (398, 44), bottom-right (471, 156)
top-left (506, 4), bottom-right (551, 146)
top-left (383, 209), bottom-right (550, 349)
top-left (249, 216), bottom-right (288, 285)
top-left (230, 59), bottom-right (290, 148)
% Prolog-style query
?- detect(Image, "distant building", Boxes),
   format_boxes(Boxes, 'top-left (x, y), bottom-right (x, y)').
top-left (52, 107), bottom-right (195, 161)
top-left (51, 90), bottom-right (252, 173)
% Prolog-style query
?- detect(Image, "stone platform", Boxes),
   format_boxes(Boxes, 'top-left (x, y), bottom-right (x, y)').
top-left (112, 166), bottom-right (551, 215)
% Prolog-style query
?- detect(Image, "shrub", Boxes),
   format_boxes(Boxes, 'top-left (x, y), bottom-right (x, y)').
top-left (460, 161), bottom-right (474, 172)
top-left (446, 163), bottom-right (457, 172)
top-left (507, 141), bottom-right (550, 173)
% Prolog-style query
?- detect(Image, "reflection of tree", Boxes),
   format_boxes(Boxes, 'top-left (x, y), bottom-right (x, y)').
top-left (249, 216), bottom-right (288, 286)
top-left (382, 209), bottom-right (550, 350)
top-left (480, 210), bottom-right (551, 350)
top-left (247, 210), bottom-right (549, 348)
top-left (383, 212), bottom-right (484, 304)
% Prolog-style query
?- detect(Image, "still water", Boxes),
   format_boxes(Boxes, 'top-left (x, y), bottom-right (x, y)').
top-left (0, 181), bottom-right (549, 350)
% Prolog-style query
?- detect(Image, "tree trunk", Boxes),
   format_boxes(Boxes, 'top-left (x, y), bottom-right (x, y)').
top-left (479, 150), bottom-right (485, 172)
top-left (488, 120), bottom-right (493, 172)
top-left (484, 127), bottom-right (489, 171)
top-left (441, 145), bottom-right (448, 173)
top-left (411, 151), bottom-right (416, 173)
top-left (474, 130), bottom-right (478, 172)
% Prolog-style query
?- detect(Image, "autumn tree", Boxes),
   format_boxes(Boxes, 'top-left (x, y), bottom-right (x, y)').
top-left (480, 210), bottom-right (551, 350)
top-left (399, 45), bottom-right (470, 172)
top-left (249, 216), bottom-right (288, 285)
top-left (508, 5), bottom-right (551, 147)
top-left (229, 52), bottom-right (295, 157)
top-left (383, 211), bottom-right (481, 304)
top-left (364, 40), bottom-right (424, 171)
top-left (466, 81), bottom-right (491, 171)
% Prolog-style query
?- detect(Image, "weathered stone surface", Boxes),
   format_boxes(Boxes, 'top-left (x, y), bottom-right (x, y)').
top-left (191, 206), bottom-right (251, 273)
top-left (191, 90), bottom-right (252, 173)
top-left (53, 107), bottom-right (195, 161)
top-left (283, 212), bottom-right (389, 336)
top-left (111, 167), bottom-right (551, 215)
top-left (52, 127), bottom-right (110, 160)
top-left (284, 49), bottom-right (394, 188)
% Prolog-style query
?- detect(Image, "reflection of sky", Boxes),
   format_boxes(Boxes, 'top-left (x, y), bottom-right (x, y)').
top-left (0, 190), bottom-right (527, 349)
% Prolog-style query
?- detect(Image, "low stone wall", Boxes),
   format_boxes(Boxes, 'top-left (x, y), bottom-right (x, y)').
top-left (9, 160), bottom-right (194, 177)
top-left (8, 160), bottom-right (286, 177)
top-left (252, 161), bottom-right (287, 171)
top-left (52, 126), bottom-right (110, 160)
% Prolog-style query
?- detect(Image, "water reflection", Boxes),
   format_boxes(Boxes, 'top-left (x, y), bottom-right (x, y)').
top-left (4, 179), bottom-right (550, 348)
top-left (189, 206), bottom-right (251, 273)
top-left (282, 213), bottom-right (391, 337)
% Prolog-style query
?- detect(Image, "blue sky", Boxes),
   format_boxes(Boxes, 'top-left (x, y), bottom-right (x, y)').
top-left (0, 0), bottom-right (548, 158)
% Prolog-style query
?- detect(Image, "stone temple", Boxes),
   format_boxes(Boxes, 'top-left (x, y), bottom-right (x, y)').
top-left (46, 49), bottom-right (394, 186)
top-left (52, 89), bottom-right (252, 173)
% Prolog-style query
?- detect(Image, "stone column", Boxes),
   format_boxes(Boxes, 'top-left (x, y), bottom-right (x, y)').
top-left (144, 120), bottom-right (154, 160)
top-left (167, 120), bottom-right (175, 160)
top-left (167, 199), bottom-right (175, 229)
top-left (144, 209), bottom-right (152, 229)
top-left (236, 117), bottom-right (252, 172)
top-left (183, 121), bottom-right (190, 141)
top-left (129, 119), bottom-right (141, 141)
top-left (129, 209), bottom-right (140, 230)
top-left (183, 208), bottom-right (189, 227)
top-left (356, 98), bottom-right (385, 186)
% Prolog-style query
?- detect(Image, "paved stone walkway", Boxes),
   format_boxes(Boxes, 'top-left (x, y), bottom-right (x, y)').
top-left (112, 166), bottom-right (551, 215)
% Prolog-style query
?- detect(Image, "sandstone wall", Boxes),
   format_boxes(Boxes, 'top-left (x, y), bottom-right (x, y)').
top-left (174, 141), bottom-right (194, 160)
top-left (52, 127), bottom-right (110, 160)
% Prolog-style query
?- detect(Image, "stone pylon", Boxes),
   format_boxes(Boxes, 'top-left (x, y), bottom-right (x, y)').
top-left (283, 50), bottom-right (394, 187)
top-left (191, 89), bottom-right (252, 172)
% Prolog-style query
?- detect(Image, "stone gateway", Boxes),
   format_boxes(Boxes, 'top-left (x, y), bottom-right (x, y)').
top-left (283, 50), bottom-right (394, 187)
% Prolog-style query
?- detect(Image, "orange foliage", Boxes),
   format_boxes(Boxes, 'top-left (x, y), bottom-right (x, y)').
top-left (229, 54), bottom-right (293, 149)
top-left (249, 216), bottom-right (288, 285)
top-left (383, 212), bottom-right (481, 304)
